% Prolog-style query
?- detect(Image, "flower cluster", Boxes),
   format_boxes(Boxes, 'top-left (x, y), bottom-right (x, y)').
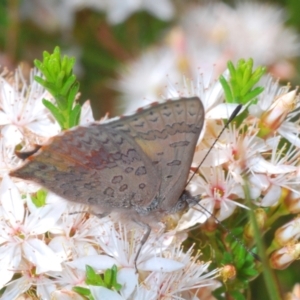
top-left (0, 66), bottom-right (219, 299)
top-left (166, 65), bottom-right (300, 278)
top-left (116, 2), bottom-right (300, 113)
top-left (2, 0), bottom-right (300, 298)
top-left (1, 50), bottom-right (300, 299)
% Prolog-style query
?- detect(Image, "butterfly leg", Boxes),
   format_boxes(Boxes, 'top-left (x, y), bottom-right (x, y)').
top-left (93, 212), bottom-right (110, 218)
top-left (132, 220), bottom-right (151, 272)
top-left (69, 210), bottom-right (90, 215)
top-left (186, 195), bottom-right (202, 208)
top-left (69, 211), bottom-right (109, 218)
top-left (174, 191), bottom-right (201, 213)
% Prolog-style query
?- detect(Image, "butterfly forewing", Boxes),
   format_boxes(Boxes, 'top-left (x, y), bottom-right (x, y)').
top-left (102, 97), bottom-right (204, 212)
top-left (10, 97), bottom-right (204, 218)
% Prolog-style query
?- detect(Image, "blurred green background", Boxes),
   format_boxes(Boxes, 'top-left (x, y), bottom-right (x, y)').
top-left (1, 0), bottom-right (299, 119)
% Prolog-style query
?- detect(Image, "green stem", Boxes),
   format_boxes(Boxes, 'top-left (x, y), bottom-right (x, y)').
top-left (243, 178), bottom-right (282, 300)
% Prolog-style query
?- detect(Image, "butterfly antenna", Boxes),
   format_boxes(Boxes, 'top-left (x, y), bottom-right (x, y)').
top-left (186, 104), bottom-right (242, 187)
top-left (193, 202), bottom-right (260, 261)
top-left (186, 103), bottom-right (260, 261)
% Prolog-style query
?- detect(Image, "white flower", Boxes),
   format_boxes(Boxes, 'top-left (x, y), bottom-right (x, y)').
top-left (79, 100), bottom-right (95, 125)
top-left (117, 48), bottom-right (181, 113)
top-left (249, 137), bottom-right (300, 207)
top-left (0, 68), bottom-right (60, 147)
top-left (133, 246), bottom-right (218, 300)
top-left (274, 216), bottom-right (300, 246)
top-left (0, 138), bottom-right (19, 176)
top-left (182, 167), bottom-right (245, 227)
top-left (116, 1), bottom-right (300, 113)
top-left (105, 0), bottom-right (174, 24)
top-left (181, 2), bottom-right (300, 78)
top-left (1, 261), bottom-right (56, 299)
top-left (48, 206), bottom-right (108, 262)
top-left (50, 221), bottom-right (217, 299)
top-left (20, 0), bottom-right (106, 31)
top-left (0, 176), bottom-right (66, 289)
top-left (21, 0), bottom-right (174, 30)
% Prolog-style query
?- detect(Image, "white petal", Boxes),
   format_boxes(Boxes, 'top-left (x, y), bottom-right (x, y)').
top-left (22, 238), bottom-right (62, 273)
top-left (26, 119), bottom-right (60, 137)
top-left (80, 100), bottom-right (95, 124)
top-left (250, 156), bottom-right (297, 174)
top-left (36, 280), bottom-right (57, 299)
top-left (47, 236), bottom-right (70, 262)
top-left (139, 257), bottom-right (184, 272)
top-left (0, 243), bottom-right (22, 288)
top-left (66, 255), bottom-right (118, 271)
top-left (249, 173), bottom-right (270, 192)
top-left (25, 198), bottom-right (67, 234)
top-left (192, 148), bottom-right (228, 168)
top-left (261, 184), bottom-right (282, 206)
top-left (249, 185), bottom-right (261, 200)
top-left (144, 0), bottom-right (174, 20)
top-left (176, 206), bottom-right (208, 231)
top-left (218, 202), bottom-right (236, 221)
top-left (206, 103), bottom-right (241, 119)
top-left (0, 111), bottom-right (10, 125)
top-left (90, 286), bottom-right (124, 300)
top-left (0, 175), bottom-right (24, 225)
top-left (1, 125), bottom-right (23, 146)
top-left (51, 290), bottom-right (85, 300)
top-left (278, 125), bottom-right (300, 147)
top-left (1, 276), bottom-right (32, 300)
top-left (118, 268), bottom-right (138, 298)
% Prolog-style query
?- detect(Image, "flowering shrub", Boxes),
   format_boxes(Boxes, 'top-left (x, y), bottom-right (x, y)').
top-left (0, 47), bottom-right (300, 299)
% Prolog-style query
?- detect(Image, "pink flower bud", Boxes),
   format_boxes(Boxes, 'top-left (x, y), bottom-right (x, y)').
top-left (270, 243), bottom-right (300, 270)
top-left (258, 90), bottom-right (296, 138)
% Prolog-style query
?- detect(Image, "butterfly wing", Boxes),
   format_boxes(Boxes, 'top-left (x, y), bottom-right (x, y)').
top-left (10, 97), bottom-right (204, 216)
top-left (109, 97), bottom-right (205, 212)
top-left (10, 123), bottom-right (161, 213)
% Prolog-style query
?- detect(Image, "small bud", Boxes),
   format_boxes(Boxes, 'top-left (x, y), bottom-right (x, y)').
top-left (258, 90), bottom-right (296, 138)
top-left (244, 208), bottom-right (267, 242)
top-left (283, 189), bottom-right (300, 214)
top-left (274, 216), bottom-right (300, 246)
top-left (220, 264), bottom-right (237, 282)
top-left (284, 283), bottom-right (300, 300)
top-left (270, 243), bottom-right (300, 270)
top-left (202, 216), bottom-right (218, 232)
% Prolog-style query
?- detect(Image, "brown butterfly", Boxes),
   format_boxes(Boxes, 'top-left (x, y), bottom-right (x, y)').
top-left (10, 97), bottom-right (205, 269)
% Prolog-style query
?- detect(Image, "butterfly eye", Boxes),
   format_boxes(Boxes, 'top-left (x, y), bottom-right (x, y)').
top-left (174, 197), bottom-right (188, 212)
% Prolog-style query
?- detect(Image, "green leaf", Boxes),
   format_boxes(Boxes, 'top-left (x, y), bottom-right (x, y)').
top-left (34, 47), bottom-right (81, 130)
top-left (230, 290), bottom-right (246, 300)
top-left (104, 268), bottom-right (112, 286)
top-left (85, 265), bottom-right (105, 286)
top-left (61, 74), bottom-right (77, 96)
top-left (56, 70), bottom-right (66, 90)
top-left (42, 99), bottom-right (65, 128)
top-left (243, 267), bottom-right (259, 277)
top-left (67, 82), bottom-right (80, 111)
top-left (227, 61), bottom-right (236, 79)
top-left (33, 75), bottom-right (47, 87)
top-left (31, 189), bottom-right (48, 207)
top-left (220, 59), bottom-right (265, 107)
top-left (243, 87), bottom-right (264, 103)
top-left (110, 265), bottom-right (122, 291)
top-left (242, 65), bottom-right (252, 86)
top-left (73, 286), bottom-right (91, 296)
top-left (219, 75), bottom-right (233, 103)
top-left (69, 104), bottom-right (81, 128)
